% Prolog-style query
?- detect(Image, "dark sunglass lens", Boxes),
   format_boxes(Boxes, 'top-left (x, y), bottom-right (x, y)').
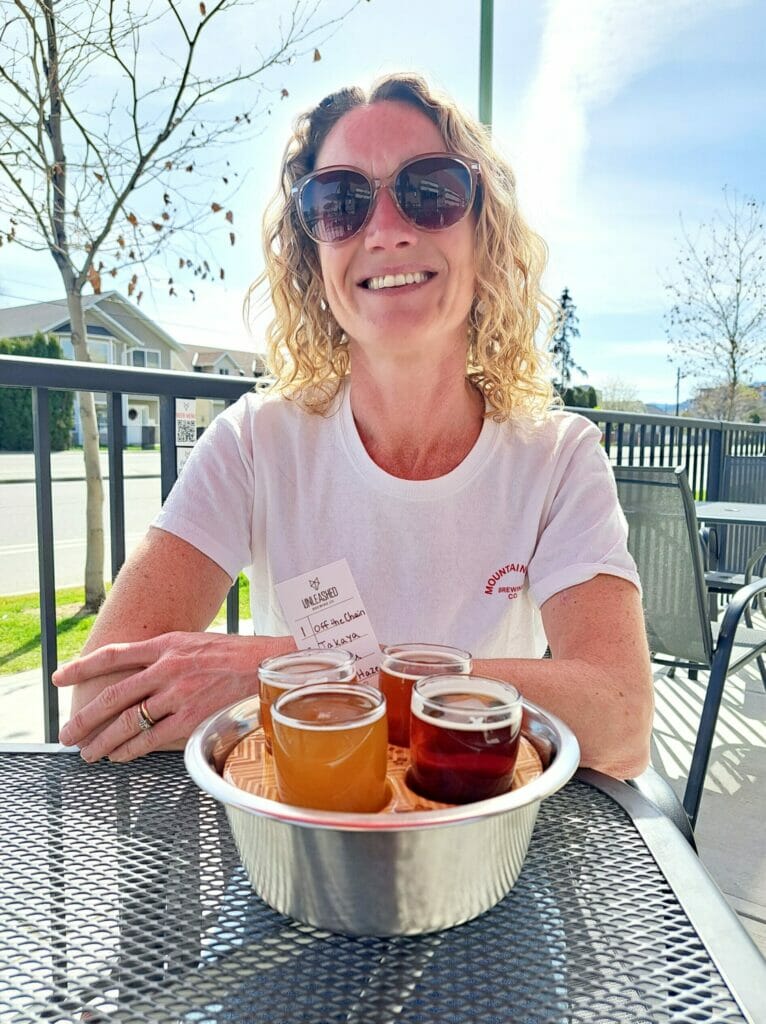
top-left (300, 170), bottom-right (371, 242)
top-left (395, 157), bottom-right (473, 230)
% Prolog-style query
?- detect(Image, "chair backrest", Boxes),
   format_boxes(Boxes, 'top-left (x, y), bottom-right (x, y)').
top-left (717, 455), bottom-right (766, 573)
top-left (613, 465), bottom-right (713, 666)
top-left (722, 454), bottom-right (766, 503)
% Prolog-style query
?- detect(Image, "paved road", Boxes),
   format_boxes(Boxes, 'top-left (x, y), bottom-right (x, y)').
top-left (0, 451), bottom-right (162, 595)
top-left (0, 449), bottom-right (160, 482)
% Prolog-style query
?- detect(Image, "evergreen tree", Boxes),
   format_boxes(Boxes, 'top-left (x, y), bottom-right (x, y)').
top-left (0, 334), bottom-right (74, 451)
top-left (551, 287), bottom-right (588, 399)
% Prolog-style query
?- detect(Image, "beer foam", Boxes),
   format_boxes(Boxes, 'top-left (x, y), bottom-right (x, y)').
top-left (272, 688), bottom-right (386, 732)
top-left (381, 659), bottom-right (470, 681)
top-left (410, 703), bottom-right (521, 731)
top-left (411, 678), bottom-right (522, 732)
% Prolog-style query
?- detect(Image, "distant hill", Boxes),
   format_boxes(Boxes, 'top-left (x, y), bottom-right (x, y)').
top-left (644, 401), bottom-right (692, 415)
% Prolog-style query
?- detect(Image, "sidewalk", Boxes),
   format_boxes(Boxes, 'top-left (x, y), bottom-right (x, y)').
top-left (1, 628), bottom-right (764, 956)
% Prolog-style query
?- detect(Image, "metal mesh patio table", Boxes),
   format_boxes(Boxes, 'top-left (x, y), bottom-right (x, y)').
top-left (1, 748), bottom-right (764, 1024)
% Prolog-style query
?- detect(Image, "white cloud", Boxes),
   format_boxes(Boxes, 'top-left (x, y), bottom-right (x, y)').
top-left (510, 0), bottom-right (745, 224)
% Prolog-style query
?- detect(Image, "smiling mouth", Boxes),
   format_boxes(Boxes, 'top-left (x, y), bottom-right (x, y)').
top-left (361, 271), bottom-right (434, 291)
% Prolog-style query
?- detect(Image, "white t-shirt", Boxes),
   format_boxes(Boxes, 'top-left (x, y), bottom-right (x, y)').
top-left (153, 384), bottom-right (639, 658)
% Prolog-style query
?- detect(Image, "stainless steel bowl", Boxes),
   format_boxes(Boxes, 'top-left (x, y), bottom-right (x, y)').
top-left (185, 697), bottom-right (579, 936)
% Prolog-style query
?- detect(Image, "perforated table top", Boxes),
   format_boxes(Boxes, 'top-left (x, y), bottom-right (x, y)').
top-left (0, 750), bottom-right (762, 1024)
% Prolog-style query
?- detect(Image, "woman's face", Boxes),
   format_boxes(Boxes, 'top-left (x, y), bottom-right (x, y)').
top-left (313, 101), bottom-right (477, 369)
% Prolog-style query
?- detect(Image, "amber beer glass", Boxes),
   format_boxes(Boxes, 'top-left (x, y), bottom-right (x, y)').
top-left (271, 683), bottom-right (388, 812)
top-left (409, 675), bottom-right (523, 804)
top-left (379, 644), bottom-right (471, 746)
top-left (258, 649), bottom-right (357, 754)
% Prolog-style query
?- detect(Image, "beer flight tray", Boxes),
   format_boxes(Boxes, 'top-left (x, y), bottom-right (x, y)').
top-left (224, 722), bottom-right (544, 813)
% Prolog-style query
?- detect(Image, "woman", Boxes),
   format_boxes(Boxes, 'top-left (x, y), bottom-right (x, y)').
top-left (55, 73), bottom-right (653, 776)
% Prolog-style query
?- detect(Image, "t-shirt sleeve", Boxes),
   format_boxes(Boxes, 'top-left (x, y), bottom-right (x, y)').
top-left (151, 397), bottom-right (255, 582)
top-left (527, 420), bottom-right (641, 608)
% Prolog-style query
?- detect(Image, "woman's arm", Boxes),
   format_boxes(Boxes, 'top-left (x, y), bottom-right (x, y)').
top-left (474, 574), bottom-right (653, 779)
top-left (54, 526), bottom-right (294, 760)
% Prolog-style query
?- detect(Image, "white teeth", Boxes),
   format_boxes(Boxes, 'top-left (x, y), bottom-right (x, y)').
top-left (366, 271), bottom-right (430, 290)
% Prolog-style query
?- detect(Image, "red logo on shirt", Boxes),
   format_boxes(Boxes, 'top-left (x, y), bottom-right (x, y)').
top-left (484, 562), bottom-right (527, 599)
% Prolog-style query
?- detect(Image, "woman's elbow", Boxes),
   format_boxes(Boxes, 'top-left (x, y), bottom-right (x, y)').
top-left (581, 677), bottom-right (654, 780)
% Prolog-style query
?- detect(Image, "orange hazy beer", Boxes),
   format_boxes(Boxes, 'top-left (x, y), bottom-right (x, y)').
top-left (258, 649), bottom-right (357, 753)
top-left (379, 644), bottom-right (471, 746)
top-left (271, 683), bottom-right (388, 812)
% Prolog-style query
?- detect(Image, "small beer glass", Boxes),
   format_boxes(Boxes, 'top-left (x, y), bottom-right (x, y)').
top-left (258, 649), bottom-right (357, 754)
top-left (271, 683), bottom-right (388, 812)
top-left (379, 643), bottom-right (471, 747)
top-left (409, 674), bottom-right (523, 804)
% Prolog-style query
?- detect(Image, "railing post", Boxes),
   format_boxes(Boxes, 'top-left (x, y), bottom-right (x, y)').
top-left (706, 425), bottom-right (725, 500)
top-left (223, 394), bottom-right (241, 636)
top-left (159, 394), bottom-right (177, 503)
top-left (32, 387), bottom-right (59, 742)
top-left (107, 391), bottom-right (126, 579)
top-left (226, 584), bottom-right (240, 635)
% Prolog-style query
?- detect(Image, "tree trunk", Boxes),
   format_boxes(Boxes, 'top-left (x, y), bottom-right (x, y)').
top-left (41, 3), bottom-right (105, 612)
top-left (66, 288), bottom-right (106, 611)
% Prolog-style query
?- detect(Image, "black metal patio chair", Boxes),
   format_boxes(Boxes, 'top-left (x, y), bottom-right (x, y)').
top-left (613, 465), bottom-right (766, 828)
top-left (704, 454), bottom-right (766, 601)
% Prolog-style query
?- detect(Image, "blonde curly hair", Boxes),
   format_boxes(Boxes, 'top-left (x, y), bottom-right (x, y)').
top-left (249, 72), bottom-right (556, 419)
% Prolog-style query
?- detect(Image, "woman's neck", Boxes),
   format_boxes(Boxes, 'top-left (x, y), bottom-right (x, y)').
top-left (348, 361), bottom-right (485, 480)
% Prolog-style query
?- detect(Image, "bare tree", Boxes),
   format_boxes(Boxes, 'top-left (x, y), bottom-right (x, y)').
top-left (597, 376), bottom-right (645, 413)
top-left (664, 190), bottom-right (766, 422)
top-left (687, 382), bottom-right (766, 423)
top-left (0, 0), bottom-right (355, 610)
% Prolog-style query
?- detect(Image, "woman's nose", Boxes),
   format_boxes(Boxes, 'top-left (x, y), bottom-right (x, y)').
top-left (363, 187), bottom-right (418, 250)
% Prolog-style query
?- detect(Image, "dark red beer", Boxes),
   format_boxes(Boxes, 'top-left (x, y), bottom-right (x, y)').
top-left (409, 676), bottom-right (523, 804)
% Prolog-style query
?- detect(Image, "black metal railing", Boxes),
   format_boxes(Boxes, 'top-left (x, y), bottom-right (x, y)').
top-left (1, 354), bottom-right (259, 740)
top-left (569, 407), bottom-right (766, 500)
top-left (2, 354), bottom-right (766, 740)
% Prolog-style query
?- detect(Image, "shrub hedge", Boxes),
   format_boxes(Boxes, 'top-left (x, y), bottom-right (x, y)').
top-left (0, 334), bottom-right (74, 451)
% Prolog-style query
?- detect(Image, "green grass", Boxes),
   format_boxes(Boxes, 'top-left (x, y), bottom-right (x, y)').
top-left (0, 575), bottom-right (251, 676)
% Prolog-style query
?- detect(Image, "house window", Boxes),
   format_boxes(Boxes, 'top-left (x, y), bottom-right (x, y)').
top-left (130, 349), bottom-right (161, 368)
top-left (87, 340), bottom-right (113, 363)
top-left (218, 367), bottom-right (230, 375)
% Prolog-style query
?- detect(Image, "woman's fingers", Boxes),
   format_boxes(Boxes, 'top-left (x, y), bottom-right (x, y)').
top-left (73, 718), bottom-right (120, 752)
top-left (80, 692), bottom-right (175, 763)
top-left (53, 638), bottom-right (161, 687)
top-left (105, 712), bottom-right (182, 763)
top-left (78, 702), bottom-right (148, 762)
top-left (58, 668), bottom-right (152, 747)
top-left (53, 631), bottom-right (290, 763)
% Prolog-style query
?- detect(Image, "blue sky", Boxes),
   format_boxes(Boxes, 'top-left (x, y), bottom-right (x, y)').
top-left (1, 0), bottom-right (764, 404)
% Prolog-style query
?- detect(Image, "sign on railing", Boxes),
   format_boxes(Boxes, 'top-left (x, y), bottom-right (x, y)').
top-left (175, 397), bottom-right (197, 473)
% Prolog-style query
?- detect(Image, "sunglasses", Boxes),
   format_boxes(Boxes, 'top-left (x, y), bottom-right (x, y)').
top-left (291, 152), bottom-right (481, 244)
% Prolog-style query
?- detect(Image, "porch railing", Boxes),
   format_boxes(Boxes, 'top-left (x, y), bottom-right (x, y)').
top-left (568, 406), bottom-right (766, 500)
top-left (1, 354), bottom-right (259, 740)
top-left (2, 354), bottom-right (766, 740)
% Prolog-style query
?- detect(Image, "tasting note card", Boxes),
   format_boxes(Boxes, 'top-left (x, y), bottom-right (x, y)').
top-left (274, 559), bottom-right (381, 683)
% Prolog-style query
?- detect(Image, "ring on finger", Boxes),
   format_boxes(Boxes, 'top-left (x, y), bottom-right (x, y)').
top-left (137, 700), bottom-right (156, 732)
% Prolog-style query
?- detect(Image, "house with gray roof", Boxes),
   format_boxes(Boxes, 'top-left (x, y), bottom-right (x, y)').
top-left (0, 291), bottom-right (269, 443)
top-left (170, 347), bottom-right (268, 431)
top-left (0, 291), bottom-right (186, 445)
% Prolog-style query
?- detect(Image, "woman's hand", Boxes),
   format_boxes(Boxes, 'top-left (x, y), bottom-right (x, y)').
top-left (54, 631), bottom-right (295, 763)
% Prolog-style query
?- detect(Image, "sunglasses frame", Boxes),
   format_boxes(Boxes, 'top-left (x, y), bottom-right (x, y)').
top-left (291, 152), bottom-right (481, 244)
